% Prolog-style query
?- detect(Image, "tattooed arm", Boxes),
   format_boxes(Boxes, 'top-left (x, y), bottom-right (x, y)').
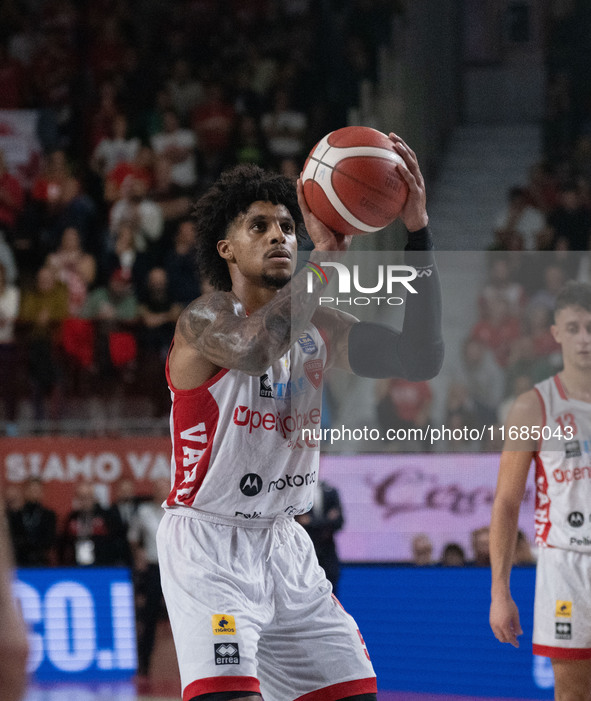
top-left (171, 275), bottom-right (329, 386)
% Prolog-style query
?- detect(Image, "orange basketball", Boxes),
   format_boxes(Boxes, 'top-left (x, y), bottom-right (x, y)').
top-left (302, 126), bottom-right (409, 236)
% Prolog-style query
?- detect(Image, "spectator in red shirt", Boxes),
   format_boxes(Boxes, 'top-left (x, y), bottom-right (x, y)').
top-left (104, 145), bottom-right (154, 204)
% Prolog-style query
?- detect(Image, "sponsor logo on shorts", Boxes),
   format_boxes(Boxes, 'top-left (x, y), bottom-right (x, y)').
top-left (555, 622), bottom-right (572, 640)
top-left (565, 440), bottom-right (582, 458)
top-left (240, 473), bottom-right (263, 496)
top-left (214, 643), bottom-right (240, 664)
top-left (568, 511), bottom-right (585, 528)
top-left (555, 601), bottom-right (572, 618)
top-left (212, 614), bottom-right (236, 635)
top-left (297, 332), bottom-right (318, 354)
top-left (234, 510), bottom-right (261, 519)
top-left (259, 373), bottom-right (274, 398)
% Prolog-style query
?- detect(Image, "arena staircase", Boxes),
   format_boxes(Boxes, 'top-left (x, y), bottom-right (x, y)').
top-left (427, 122), bottom-right (543, 251)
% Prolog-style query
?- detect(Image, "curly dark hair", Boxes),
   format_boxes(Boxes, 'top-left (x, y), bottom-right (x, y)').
top-left (193, 164), bottom-right (307, 291)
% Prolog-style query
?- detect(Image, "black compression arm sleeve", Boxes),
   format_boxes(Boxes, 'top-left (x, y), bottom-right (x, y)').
top-left (348, 226), bottom-right (444, 380)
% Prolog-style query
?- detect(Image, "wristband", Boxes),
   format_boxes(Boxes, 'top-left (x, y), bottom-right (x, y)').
top-left (405, 225), bottom-right (433, 251)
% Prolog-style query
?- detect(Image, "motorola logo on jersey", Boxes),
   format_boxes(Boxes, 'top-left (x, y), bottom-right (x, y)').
top-left (240, 473), bottom-right (263, 496)
top-left (568, 511), bottom-right (585, 528)
top-left (268, 470), bottom-right (316, 492)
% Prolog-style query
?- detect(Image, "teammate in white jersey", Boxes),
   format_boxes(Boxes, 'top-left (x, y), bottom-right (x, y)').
top-left (490, 281), bottom-right (591, 700)
top-left (157, 133), bottom-right (444, 701)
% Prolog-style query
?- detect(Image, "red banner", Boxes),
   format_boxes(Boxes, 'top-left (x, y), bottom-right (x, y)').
top-left (0, 436), bottom-right (172, 521)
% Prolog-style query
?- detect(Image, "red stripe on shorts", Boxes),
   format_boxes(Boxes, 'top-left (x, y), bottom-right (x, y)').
top-left (295, 676), bottom-right (377, 701)
top-left (183, 675), bottom-right (261, 700)
top-left (534, 644), bottom-right (591, 660)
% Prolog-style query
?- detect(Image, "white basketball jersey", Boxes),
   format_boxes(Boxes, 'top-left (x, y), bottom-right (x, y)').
top-left (164, 326), bottom-right (326, 520)
top-left (534, 374), bottom-right (591, 552)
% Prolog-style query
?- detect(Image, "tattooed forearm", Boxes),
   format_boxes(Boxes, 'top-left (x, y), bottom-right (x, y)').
top-left (177, 258), bottom-right (328, 375)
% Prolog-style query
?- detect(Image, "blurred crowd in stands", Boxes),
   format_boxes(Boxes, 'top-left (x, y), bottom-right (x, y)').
top-left (409, 526), bottom-right (535, 568)
top-left (1, 1), bottom-right (591, 442)
top-left (0, 0), bottom-right (395, 434)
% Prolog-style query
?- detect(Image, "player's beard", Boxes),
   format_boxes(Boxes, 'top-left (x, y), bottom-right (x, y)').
top-left (262, 273), bottom-right (291, 289)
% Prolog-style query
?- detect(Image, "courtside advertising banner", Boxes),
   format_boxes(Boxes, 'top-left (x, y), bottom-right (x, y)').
top-left (0, 438), bottom-right (534, 561)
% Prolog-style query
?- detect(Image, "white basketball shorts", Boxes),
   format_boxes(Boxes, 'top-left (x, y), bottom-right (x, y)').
top-left (533, 546), bottom-right (591, 659)
top-left (157, 509), bottom-right (376, 701)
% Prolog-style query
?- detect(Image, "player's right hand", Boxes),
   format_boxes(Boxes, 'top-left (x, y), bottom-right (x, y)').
top-left (490, 595), bottom-right (523, 648)
top-left (389, 133), bottom-right (429, 233)
top-left (296, 178), bottom-right (352, 252)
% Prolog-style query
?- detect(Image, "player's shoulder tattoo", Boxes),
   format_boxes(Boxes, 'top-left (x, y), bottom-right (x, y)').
top-left (177, 291), bottom-right (244, 342)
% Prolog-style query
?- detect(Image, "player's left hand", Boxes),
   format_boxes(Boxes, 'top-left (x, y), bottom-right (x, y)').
top-left (389, 133), bottom-right (429, 233)
top-left (490, 594), bottom-right (523, 648)
top-left (297, 178), bottom-right (352, 252)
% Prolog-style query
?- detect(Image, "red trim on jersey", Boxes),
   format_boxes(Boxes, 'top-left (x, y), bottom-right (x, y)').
top-left (165, 341), bottom-right (230, 395)
top-left (532, 385), bottom-right (551, 546)
top-left (295, 677), bottom-right (377, 701)
top-left (166, 345), bottom-right (231, 507)
top-left (534, 644), bottom-right (591, 660)
top-left (534, 452), bottom-right (552, 545)
top-left (183, 675), bottom-right (260, 700)
top-left (554, 373), bottom-right (568, 400)
top-left (169, 387), bottom-right (221, 506)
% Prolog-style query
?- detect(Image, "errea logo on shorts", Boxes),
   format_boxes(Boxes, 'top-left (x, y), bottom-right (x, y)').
top-left (212, 614), bottom-right (237, 635)
top-left (214, 643), bottom-right (240, 665)
top-left (555, 622), bottom-right (572, 640)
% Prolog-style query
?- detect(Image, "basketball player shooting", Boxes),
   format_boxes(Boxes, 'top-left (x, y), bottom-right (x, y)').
top-left (157, 133), bottom-right (444, 701)
top-left (490, 281), bottom-right (591, 700)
